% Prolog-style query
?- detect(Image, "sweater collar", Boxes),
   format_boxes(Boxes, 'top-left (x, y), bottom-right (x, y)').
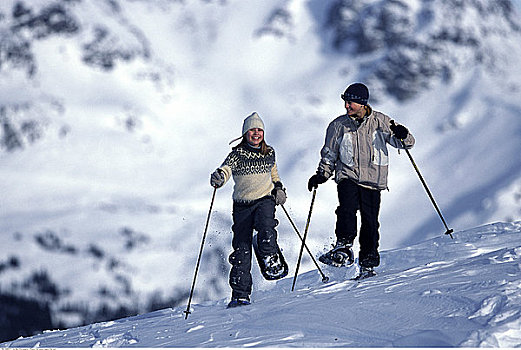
top-left (244, 143), bottom-right (261, 153)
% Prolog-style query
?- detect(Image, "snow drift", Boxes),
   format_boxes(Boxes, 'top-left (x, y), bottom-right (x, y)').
top-left (2, 221), bottom-right (521, 347)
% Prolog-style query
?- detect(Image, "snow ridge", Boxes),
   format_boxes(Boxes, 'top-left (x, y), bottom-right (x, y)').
top-left (2, 222), bottom-right (521, 347)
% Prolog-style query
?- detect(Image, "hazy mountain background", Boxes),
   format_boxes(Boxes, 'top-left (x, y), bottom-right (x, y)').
top-left (1, 0), bottom-right (520, 341)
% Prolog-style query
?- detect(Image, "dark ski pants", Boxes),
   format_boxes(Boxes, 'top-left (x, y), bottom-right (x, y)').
top-left (335, 179), bottom-right (381, 268)
top-left (229, 196), bottom-right (279, 298)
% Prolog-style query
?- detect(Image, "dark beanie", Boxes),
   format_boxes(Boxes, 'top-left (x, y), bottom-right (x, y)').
top-left (341, 83), bottom-right (369, 105)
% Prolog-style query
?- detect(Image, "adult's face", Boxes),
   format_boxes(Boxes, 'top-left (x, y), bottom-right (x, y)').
top-left (345, 100), bottom-right (365, 117)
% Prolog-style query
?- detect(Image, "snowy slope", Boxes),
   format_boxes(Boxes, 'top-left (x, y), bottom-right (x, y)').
top-left (1, 0), bottom-right (521, 338)
top-left (2, 222), bottom-right (521, 347)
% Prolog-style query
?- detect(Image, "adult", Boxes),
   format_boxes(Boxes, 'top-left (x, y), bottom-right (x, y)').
top-left (308, 83), bottom-right (415, 279)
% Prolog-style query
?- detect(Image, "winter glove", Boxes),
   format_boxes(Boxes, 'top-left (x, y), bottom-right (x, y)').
top-left (307, 172), bottom-right (328, 192)
top-left (210, 169), bottom-right (225, 188)
top-left (390, 120), bottom-right (409, 140)
top-left (271, 182), bottom-right (287, 206)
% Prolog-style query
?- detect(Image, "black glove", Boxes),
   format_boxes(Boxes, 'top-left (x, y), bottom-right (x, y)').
top-left (307, 172), bottom-right (328, 192)
top-left (271, 182), bottom-right (286, 206)
top-left (210, 169), bottom-right (225, 188)
top-left (390, 120), bottom-right (409, 140)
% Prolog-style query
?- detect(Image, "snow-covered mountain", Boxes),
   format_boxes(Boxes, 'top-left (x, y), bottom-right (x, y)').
top-left (1, 0), bottom-right (521, 342)
top-left (2, 222), bottom-right (521, 347)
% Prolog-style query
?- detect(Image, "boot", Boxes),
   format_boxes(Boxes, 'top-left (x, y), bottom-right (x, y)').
top-left (352, 266), bottom-right (376, 280)
top-left (227, 296), bottom-right (251, 308)
top-left (319, 242), bottom-right (354, 267)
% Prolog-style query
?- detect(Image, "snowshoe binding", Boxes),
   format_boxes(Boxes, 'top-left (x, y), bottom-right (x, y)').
top-left (253, 235), bottom-right (289, 280)
top-left (352, 266), bottom-right (376, 281)
top-left (227, 296), bottom-right (251, 308)
top-left (319, 243), bottom-right (354, 267)
top-left (263, 253), bottom-right (286, 279)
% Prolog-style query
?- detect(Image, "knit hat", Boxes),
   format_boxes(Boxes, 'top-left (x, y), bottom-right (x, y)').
top-left (229, 112), bottom-right (265, 144)
top-left (242, 112), bottom-right (264, 135)
top-left (341, 83), bottom-right (369, 105)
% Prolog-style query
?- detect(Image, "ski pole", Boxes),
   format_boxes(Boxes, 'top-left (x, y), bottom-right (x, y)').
top-left (391, 121), bottom-right (454, 239)
top-left (184, 186), bottom-right (217, 319)
top-left (291, 188), bottom-right (317, 291)
top-left (281, 204), bottom-right (329, 283)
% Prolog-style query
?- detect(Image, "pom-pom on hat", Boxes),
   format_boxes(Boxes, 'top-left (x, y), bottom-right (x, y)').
top-left (341, 83), bottom-right (369, 105)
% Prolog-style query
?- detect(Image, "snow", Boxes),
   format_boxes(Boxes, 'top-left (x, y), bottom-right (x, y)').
top-left (2, 221), bottom-right (521, 347)
top-left (1, 0), bottom-right (521, 343)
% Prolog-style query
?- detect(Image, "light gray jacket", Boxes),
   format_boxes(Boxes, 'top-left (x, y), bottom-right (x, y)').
top-left (317, 107), bottom-right (415, 190)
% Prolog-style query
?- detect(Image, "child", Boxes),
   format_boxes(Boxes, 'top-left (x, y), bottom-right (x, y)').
top-left (210, 112), bottom-right (288, 308)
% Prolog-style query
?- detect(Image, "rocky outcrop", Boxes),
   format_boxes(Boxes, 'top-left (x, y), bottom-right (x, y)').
top-left (327, 0), bottom-right (521, 100)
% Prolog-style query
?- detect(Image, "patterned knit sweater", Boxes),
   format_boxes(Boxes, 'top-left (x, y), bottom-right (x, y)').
top-left (219, 143), bottom-right (282, 203)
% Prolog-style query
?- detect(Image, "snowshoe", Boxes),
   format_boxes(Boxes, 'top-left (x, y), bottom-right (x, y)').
top-left (352, 266), bottom-right (376, 281)
top-left (319, 243), bottom-right (354, 267)
top-left (253, 235), bottom-right (289, 280)
top-left (227, 297), bottom-right (251, 308)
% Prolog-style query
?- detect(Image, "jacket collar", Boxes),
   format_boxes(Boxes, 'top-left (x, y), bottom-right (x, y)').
top-left (348, 105), bottom-right (373, 126)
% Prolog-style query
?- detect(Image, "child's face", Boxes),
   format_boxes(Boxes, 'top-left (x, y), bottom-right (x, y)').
top-left (246, 128), bottom-right (264, 147)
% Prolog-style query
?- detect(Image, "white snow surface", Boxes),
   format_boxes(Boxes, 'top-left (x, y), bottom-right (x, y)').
top-left (1, 0), bottom-right (521, 339)
top-left (2, 221), bottom-right (521, 348)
